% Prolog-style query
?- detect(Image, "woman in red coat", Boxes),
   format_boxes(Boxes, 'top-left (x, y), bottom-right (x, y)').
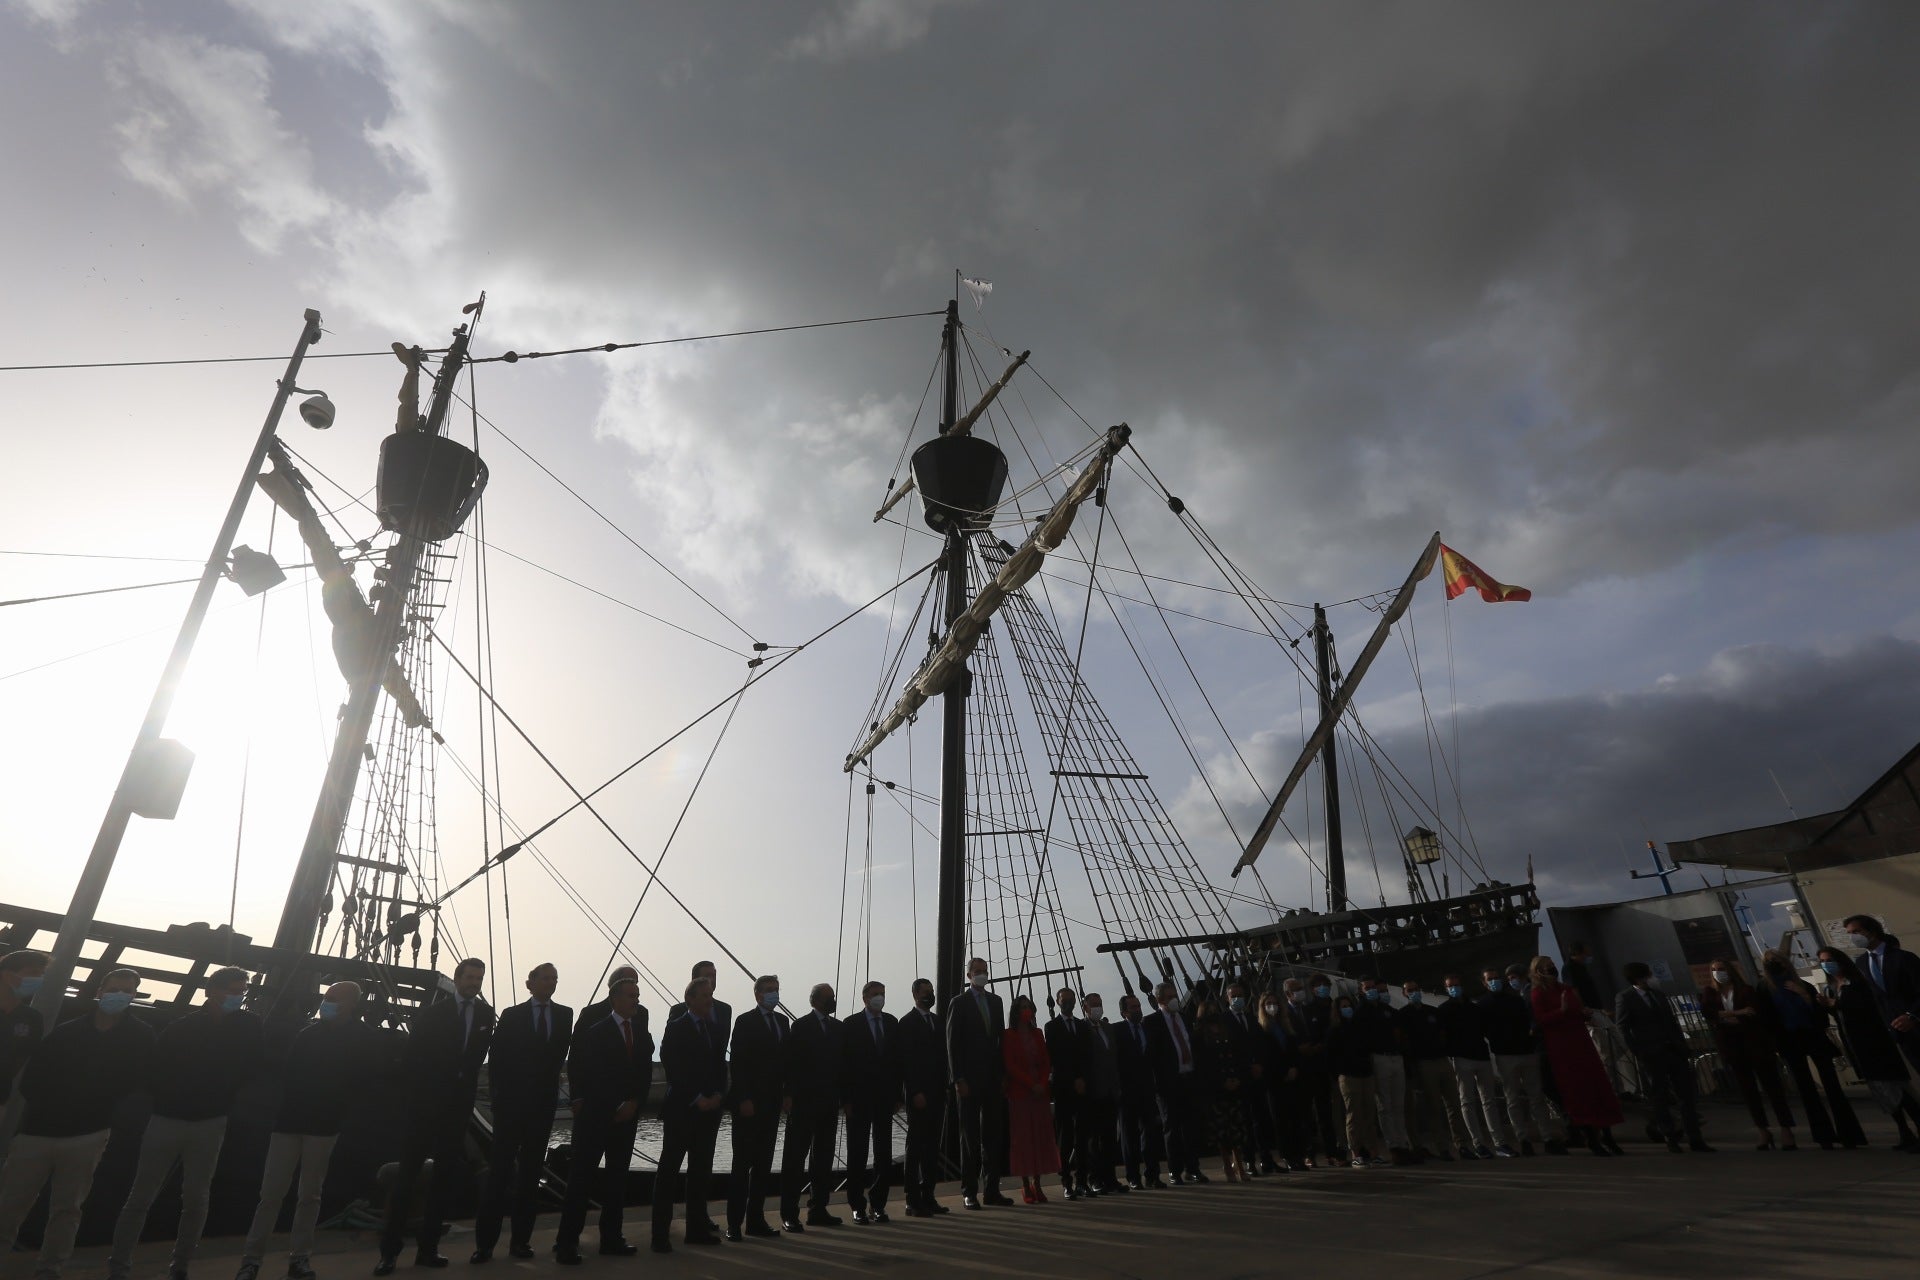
top-left (1002, 994), bottom-right (1061, 1203)
top-left (1527, 955), bottom-right (1624, 1156)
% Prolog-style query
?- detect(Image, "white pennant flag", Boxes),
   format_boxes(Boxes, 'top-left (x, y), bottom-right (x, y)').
top-left (961, 276), bottom-right (994, 310)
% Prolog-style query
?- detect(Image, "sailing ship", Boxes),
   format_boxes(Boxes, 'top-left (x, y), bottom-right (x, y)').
top-left (0, 284), bottom-right (1536, 1232)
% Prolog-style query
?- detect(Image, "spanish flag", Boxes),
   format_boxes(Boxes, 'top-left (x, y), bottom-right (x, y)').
top-left (1439, 544), bottom-right (1531, 603)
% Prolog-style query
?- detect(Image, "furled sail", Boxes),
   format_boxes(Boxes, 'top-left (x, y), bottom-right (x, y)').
top-left (257, 443), bottom-right (431, 729)
top-left (1230, 531), bottom-right (1441, 877)
top-left (846, 422), bottom-right (1130, 771)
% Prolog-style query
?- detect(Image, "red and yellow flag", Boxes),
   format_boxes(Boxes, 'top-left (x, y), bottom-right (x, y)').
top-left (1439, 544), bottom-right (1531, 603)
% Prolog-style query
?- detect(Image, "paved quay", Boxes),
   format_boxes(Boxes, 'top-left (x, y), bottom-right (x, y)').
top-left (51, 1114), bottom-right (1920, 1280)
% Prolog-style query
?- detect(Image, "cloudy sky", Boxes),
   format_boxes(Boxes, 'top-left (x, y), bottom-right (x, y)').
top-left (4, 0), bottom-right (1918, 1009)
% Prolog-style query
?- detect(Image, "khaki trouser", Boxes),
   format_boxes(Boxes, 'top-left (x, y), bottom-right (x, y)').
top-left (1452, 1056), bottom-right (1511, 1148)
top-left (1411, 1056), bottom-right (1470, 1153)
top-left (0, 1130), bottom-right (112, 1279)
top-left (243, 1132), bottom-right (338, 1266)
top-left (1493, 1052), bottom-right (1554, 1144)
top-left (1337, 1075), bottom-right (1380, 1159)
top-left (110, 1115), bottom-right (228, 1276)
top-left (1370, 1054), bottom-right (1410, 1150)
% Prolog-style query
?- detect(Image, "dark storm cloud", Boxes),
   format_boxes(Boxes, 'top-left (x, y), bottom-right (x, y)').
top-left (1216, 636), bottom-right (1920, 908)
top-left (41, 0), bottom-right (1904, 608)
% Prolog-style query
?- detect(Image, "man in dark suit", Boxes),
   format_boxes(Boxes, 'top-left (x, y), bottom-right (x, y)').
top-left (780, 983), bottom-right (845, 1231)
top-left (1143, 981), bottom-right (1206, 1183)
top-left (652, 978), bottom-right (728, 1254)
top-left (1114, 994), bottom-right (1166, 1189)
top-left (572, 965), bottom-right (637, 1040)
top-left (473, 962), bottom-right (572, 1262)
top-left (947, 956), bottom-right (1011, 1209)
top-left (1613, 961), bottom-right (1710, 1152)
top-left (553, 978), bottom-right (653, 1264)
top-left (1044, 988), bottom-right (1088, 1197)
top-left (1221, 981), bottom-right (1271, 1172)
top-left (377, 958), bottom-right (494, 1273)
top-left (666, 959), bottom-right (734, 1036)
top-left (1846, 914), bottom-right (1920, 1075)
top-left (897, 978), bottom-right (948, 1216)
top-left (842, 980), bottom-right (902, 1223)
top-left (1293, 977), bottom-right (1343, 1163)
top-left (724, 974), bottom-right (787, 1240)
top-left (1078, 993), bottom-right (1124, 1194)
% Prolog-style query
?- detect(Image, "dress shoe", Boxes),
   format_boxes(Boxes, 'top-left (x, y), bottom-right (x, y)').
top-left (723, 1228), bottom-right (743, 1243)
top-left (806, 1210), bottom-right (843, 1227)
top-left (1101, 1181), bottom-right (1129, 1194)
top-left (1144, 1176), bottom-right (1169, 1189)
top-left (1689, 1140), bottom-right (1717, 1153)
top-left (685, 1231), bottom-right (721, 1247)
top-left (1187, 1171), bottom-right (1210, 1184)
top-left (696, 1219), bottom-right (720, 1237)
top-left (782, 1219), bottom-right (806, 1233)
top-left (1257, 1160), bottom-right (1278, 1175)
top-left (1285, 1160), bottom-right (1308, 1172)
top-left (869, 1209), bottom-right (890, 1223)
top-left (597, 1241), bottom-right (638, 1257)
top-left (1520, 1140), bottom-right (1537, 1156)
top-left (374, 1259), bottom-right (398, 1278)
top-left (1544, 1139), bottom-right (1569, 1155)
top-left (507, 1245), bottom-right (535, 1261)
top-left (853, 1210), bottom-right (874, 1225)
top-left (413, 1256), bottom-right (450, 1270)
top-left (650, 1241), bottom-right (671, 1255)
top-left (1666, 1137), bottom-right (1685, 1153)
top-left (1168, 1173), bottom-right (1187, 1185)
top-left (904, 1205), bottom-right (932, 1218)
top-left (962, 1196), bottom-right (982, 1211)
top-left (1061, 1185), bottom-right (1080, 1201)
top-left (551, 1246), bottom-right (582, 1267)
top-left (982, 1191), bottom-right (1015, 1207)
top-left (467, 1250), bottom-right (491, 1265)
top-left (929, 1201), bottom-right (951, 1215)
top-left (745, 1220), bottom-right (781, 1238)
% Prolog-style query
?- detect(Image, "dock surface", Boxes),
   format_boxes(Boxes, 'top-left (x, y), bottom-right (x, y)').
top-left (49, 1113), bottom-right (1920, 1279)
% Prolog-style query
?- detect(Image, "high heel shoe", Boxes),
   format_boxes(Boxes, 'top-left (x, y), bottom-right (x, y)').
top-left (1033, 1183), bottom-right (1049, 1203)
top-left (1601, 1129), bottom-right (1625, 1156)
top-left (1755, 1133), bottom-right (1776, 1151)
top-left (1022, 1184), bottom-right (1038, 1204)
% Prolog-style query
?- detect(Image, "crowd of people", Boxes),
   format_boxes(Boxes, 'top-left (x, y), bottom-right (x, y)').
top-left (0, 908), bottom-right (1918, 1275)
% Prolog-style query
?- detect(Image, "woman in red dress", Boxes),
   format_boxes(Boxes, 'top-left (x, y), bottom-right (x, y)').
top-left (1527, 955), bottom-right (1624, 1156)
top-left (1002, 994), bottom-right (1061, 1203)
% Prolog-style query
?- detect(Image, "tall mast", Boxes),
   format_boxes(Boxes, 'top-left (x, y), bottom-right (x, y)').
top-left (271, 309), bottom-right (479, 964)
top-left (1313, 603), bottom-right (1348, 912)
top-left (28, 309), bottom-right (324, 1025)
top-left (934, 297), bottom-right (969, 1009)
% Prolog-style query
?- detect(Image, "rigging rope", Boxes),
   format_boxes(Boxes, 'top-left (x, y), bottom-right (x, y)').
top-left (466, 309), bottom-right (945, 366)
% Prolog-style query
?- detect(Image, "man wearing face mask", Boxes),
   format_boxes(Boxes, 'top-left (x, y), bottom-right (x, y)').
top-left (1221, 983), bottom-right (1271, 1174)
top-left (473, 964), bottom-right (572, 1263)
top-left (1354, 980), bottom-right (1413, 1163)
top-left (554, 978), bottom-right (653, 1264)
top-left (239, 981), bottom-right (394, 1280)
top-left (0, 967), bottom-right (149, 1280)
top-left (897, 979), bottom-right (949, 1216)
top-left (1844, 914), bottom-right (1920, 1076)
top-left (1481, 967), bottom-right (1550, 1155)
top-left (1144, 982), bottom-right (1207, 1184)
top-left (1613, 962), bottom-right (1710, 1153)
top-left (1438, 973), bottom-right (1511, 1159)
top-left (945, 958), bottom-right (1011, 1209)
top-left (0, 951), bottom-right (50, 1111)
top-left (1398, 981), bottom-right (1468, 1161)
top-left (1113, 994), bottom-right (1166, 1189)
top-left (1044, 988), bottom-right (1089, 1197)
top-left (653, 978), bottom-right (729, 1253)
top-left (110, 965), bottom-right (265, 1280)
top-left (1077, 994), bottom-right (1123, 1194)
top-left (780, 983), bottom-right (847, 1230)
top-left (841, 981), bottom-right (902, 1223)
top-left (1292, 978), bottom-right (1342, 1164)
top-left (724, 975), bottom-right (788, 1240)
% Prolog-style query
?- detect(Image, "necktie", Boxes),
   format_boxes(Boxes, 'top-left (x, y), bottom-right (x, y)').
top-left (977, 990), bottom-right (990, 1030)
top-left (536, 1004), bottom-right (547, 1040)
top-left (1170, 1015), bottom-right (1191, 1067)
top-left (1872, 952), bottom-right (1885, 989)
top-left (622, 1017), bottom-right (634, 1058)
top-left (872, 1014), bottom-right (884, 1048)
top-left (460, 998), bottom-right (472, 1049)
top-left (767, 1010), bottom-right (781, 1040)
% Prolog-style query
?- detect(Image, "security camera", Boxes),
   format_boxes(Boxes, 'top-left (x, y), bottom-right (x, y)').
top-left (299, 393), bottom-right (336, 430)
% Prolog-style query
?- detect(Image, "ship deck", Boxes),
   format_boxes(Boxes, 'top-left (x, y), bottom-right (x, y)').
top-left (52, 1102), bottom-right (1920, 1279)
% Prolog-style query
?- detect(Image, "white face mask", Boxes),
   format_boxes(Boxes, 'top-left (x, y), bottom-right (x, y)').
top-left (1083, 1003), bottom-right (1102, 1021)
top-left (969, 971), bottom-right (989, 990)
top-left (1712, 970), bottom-right (1731, 984)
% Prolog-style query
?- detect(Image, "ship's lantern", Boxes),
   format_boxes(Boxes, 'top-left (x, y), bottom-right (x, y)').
top-left (227, 545), bottom-right (286, 596)
top-left (910, 435), bottom-right (1008, 532)
top-left (1404, 826), bottom-right (1443, 866)
top-left (126, 738), bottom-right (195, 820)
top-left (377, 434), bottom-right (490, 542)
